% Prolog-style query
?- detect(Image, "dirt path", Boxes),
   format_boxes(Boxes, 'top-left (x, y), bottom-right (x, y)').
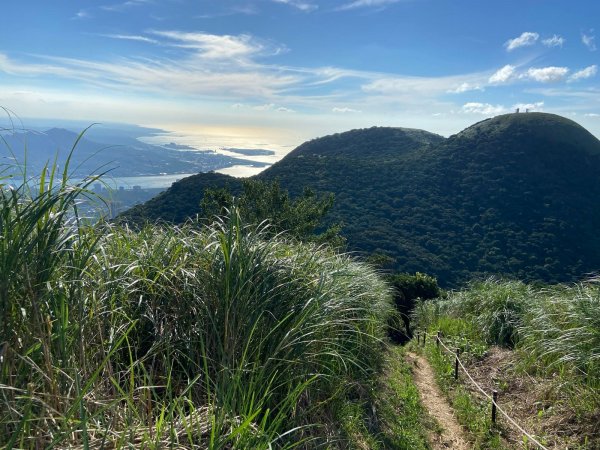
top-left (406, 352), bottom-right (470, 450)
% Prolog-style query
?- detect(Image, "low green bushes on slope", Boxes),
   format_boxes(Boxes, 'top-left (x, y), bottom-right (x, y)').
top-left (0, 170), bottom-right (393, 448)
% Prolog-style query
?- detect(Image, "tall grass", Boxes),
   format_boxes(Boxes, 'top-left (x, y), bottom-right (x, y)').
top-left (412, 278), bottom-right (531, 347)
top-left (413, 277), bottom-right (600, 382)
top-left (0, 159), bottom-right (393, 448)
top-left (519, 282), bottom-right (600, 379)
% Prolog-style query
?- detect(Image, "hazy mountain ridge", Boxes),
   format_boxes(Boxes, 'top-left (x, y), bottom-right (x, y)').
top-left (0, 127), bottom-right (267, 177)
top-left (119, 113), bottom-right (600, 286)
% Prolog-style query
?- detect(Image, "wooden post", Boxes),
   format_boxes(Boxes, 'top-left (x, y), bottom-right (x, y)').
top-left (422, 332), bottom-right (426, 346)
top-left (416, 331), bottom-right (420, 345)
top-left (492, 390), bottom-right (498, 423)
top-left (454, 348), bottom-right (460, 380)
top-left (436, 331), bottom-right (441, 349)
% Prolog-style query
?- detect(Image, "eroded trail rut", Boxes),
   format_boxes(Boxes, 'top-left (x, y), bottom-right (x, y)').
top-left (406, 352), bottom-right (470, 450)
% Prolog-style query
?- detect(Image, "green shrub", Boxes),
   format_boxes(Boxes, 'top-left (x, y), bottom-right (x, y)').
top-left (387, 272), bottom-right (441, 342)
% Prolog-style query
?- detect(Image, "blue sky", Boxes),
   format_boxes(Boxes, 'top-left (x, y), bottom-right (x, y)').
top-left (1, 0), bottom-right (599, 154)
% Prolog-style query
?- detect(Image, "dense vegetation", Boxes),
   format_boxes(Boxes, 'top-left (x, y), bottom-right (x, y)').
top-left (120, 113), bottom-right (600, 286)
top-left (120, 171), bottom-right (242, 224)
top-left (199, 179), bottom-right (343, 246)
top-left (0, 165), bottom-right (395, 448)
top-left (387, 272), bottom-right (441, 342)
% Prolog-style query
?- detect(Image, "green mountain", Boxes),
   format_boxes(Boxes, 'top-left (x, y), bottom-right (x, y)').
top-left (120, 113), bottom-right (600, 286)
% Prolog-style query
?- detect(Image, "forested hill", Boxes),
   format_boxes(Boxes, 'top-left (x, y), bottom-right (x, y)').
top-left (119, 126), bottom-right (443, 224)
top-left (119, 113), bottom-right (600, 286)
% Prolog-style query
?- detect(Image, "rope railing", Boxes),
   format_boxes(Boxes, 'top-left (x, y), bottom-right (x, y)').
top-left (415, 330), bottom-right (549, 450)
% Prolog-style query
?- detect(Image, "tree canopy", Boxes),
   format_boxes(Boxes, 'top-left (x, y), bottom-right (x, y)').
top-left (201, 179), bottom-right (344, 246)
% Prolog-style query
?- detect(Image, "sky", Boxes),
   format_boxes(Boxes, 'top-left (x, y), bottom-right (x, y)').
top-left (1, 0), bottom-right (599, 158)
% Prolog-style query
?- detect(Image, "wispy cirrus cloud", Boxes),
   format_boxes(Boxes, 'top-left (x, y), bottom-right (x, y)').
top-left (100, 0), bottom-right (152, 12)
top-left (361, 71), bottom-right (489, 98)
top-left (232, 102), bottom-right (295, 112)
top-left (73, 9), bottom-right (91, 20)
top-left (103, 34), bottom-right (159, 44)
top-left (337, 0), bottom-right (404, 11)
top-left (271, 0), bottom-right (318, 12)
top-left (505, 32), bottom-right (539, 51)
top-left (542, 34), bottom-right (565, 48)
top-left (582, 30), bottom-right (597, 51)
top-left (148, 30), bottom-right (285, 60)
top-left (0, 50), bottom-right (299, 99)
top-left (569, 65), bottom-right (598, 82)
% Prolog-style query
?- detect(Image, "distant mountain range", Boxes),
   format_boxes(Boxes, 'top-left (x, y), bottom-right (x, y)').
top-left (0, 126), bottom-right (268, 177)
top-left (120, 113), bottom-right (600, 286)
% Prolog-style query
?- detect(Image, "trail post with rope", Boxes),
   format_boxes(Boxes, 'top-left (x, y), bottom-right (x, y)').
top-left (492, 390), bottom-right (498, 424)
top-left (454, 348), bottom-right (460, 380)
top-left (418, 330), bottom-right (549, 450)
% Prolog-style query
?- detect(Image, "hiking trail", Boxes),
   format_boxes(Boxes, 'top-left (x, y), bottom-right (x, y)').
top-left (406, 352), bottom-right (470, 450)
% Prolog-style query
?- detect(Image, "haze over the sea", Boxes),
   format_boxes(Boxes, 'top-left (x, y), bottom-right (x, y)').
top-left (1, 0), bottom-right (599, 159)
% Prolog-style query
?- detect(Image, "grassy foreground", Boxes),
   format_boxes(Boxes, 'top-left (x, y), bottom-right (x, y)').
top-left (0, 168), bottom-right (394, 448)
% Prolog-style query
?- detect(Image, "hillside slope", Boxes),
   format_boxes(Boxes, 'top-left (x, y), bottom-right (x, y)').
top-left (119, 113), bottom-right (600, 286)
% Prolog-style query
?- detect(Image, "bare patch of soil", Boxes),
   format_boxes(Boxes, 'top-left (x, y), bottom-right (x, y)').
top-left (406, 352), bottom-right (470, 450)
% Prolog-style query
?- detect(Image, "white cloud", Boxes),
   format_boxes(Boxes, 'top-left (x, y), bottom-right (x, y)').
top-left (505, 32), bottom-right (539, 51)
top-left (523, 66), bottom-right (569, 83)
top-left (462, 102), bottom-right (506, 115)
top-left (73, 9), bottom-right (91, 19)
top-left (100, 0), bottom-right (151, 12)
top-left (542, 35), bottom-right (565, 48)
top-left (447, 82), bottom-right (483, 94)
top-left (582, 31), bottom-right (597, 51)
top-left (0, 50), bottom-right (301, 98)
top-left (361, 71), bottom-right (489, 99)
top-left (277, 106), bottom-right (295, 112)
top-left (569, 65), bottom-right (598, 82)
top-left (271, 0), bottom-right (318, 11)
top-left (337, 0), bottom-right (402, 11)
top-left (489, 65), bottom-right (516, 84)
top-left (149, 31), bottom-right (274, 60)
top-left (512, 102), bottom-right (544, 112)
top-left (332, 107), bottom-right (362, 113)
top-left (104, 34), bottom-right (159, 44)
top-left (253, 103), bottom-right (275, 111)
top-left (585, 113), bottom-right (600, 117)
